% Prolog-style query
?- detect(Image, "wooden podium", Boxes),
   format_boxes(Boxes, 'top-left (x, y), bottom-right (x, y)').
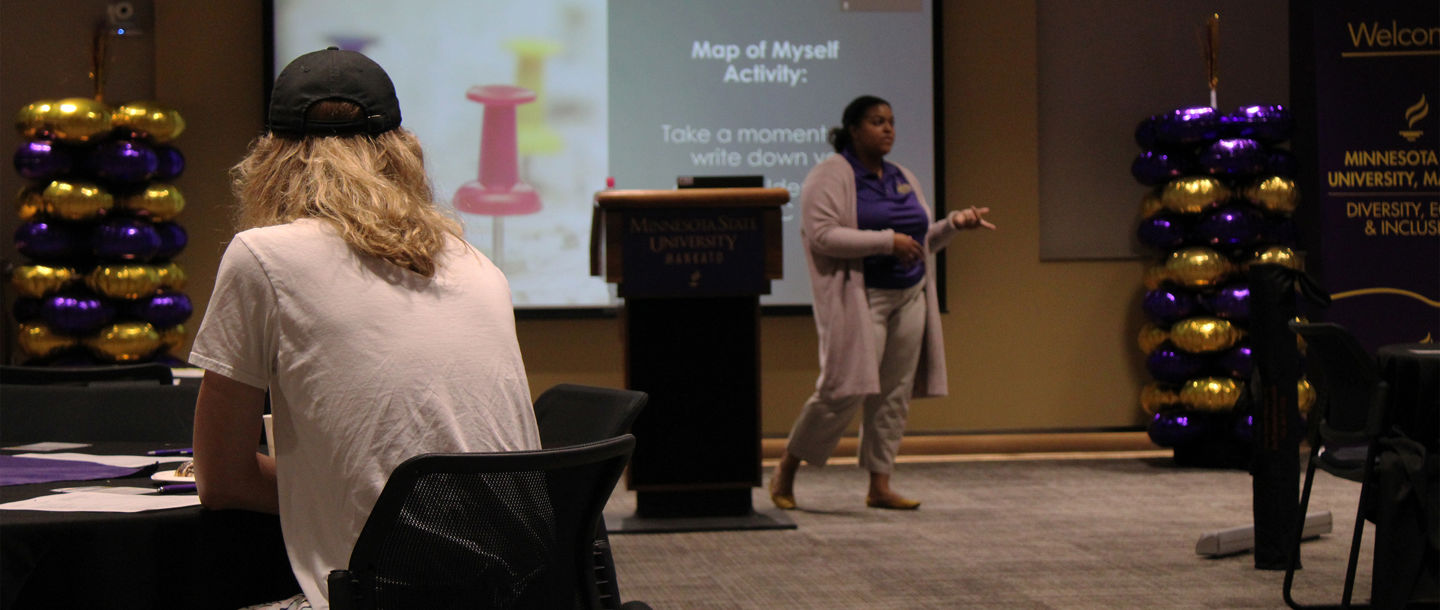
top-left (591, 187), bottom-right (795, 531)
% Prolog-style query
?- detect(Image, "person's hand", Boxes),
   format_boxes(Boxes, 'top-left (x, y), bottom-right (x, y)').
top-left (892, 233), bottom-right (924, 265)
top-left (951, 206), bottom-right (997, 230)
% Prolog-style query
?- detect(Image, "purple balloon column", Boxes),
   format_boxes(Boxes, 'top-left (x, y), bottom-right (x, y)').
top-left (1133, 103), bottom-right (1298, 464)
top-left (10, 99), bottom-right (192, 365)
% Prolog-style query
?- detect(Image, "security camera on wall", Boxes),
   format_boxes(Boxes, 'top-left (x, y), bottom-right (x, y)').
top-left (106, 1), bottom-right (144, 36)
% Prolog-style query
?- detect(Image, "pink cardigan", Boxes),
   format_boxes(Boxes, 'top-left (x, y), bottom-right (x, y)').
top-left (800, 153), bottom-right (961, 400)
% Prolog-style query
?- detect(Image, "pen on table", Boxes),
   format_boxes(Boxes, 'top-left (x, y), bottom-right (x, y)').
top-left (147, 448), bottom-right (193, 456)
top-left (156, 483), bottom-right (197, 494)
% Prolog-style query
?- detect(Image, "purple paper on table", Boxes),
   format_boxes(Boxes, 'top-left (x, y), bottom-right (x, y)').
top-left (0, 455), bottom-right (147, 486)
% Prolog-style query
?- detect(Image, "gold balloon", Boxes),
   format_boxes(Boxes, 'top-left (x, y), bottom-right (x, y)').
top-left (1298, 377), bottom-right (1315, 415)
top-left (1248, 246), bottom-right (1302, 271)
top-left (1161, 176), bottom-right (1231, 214)
top-left (43, 180), bottom-right (114, 220)
top-left (17, 185), bottom-right (45, 221)
top-left (120, 183), bottom-right (185, 220)
top-left (1242, 176), bottom-right (1299, 215)
top-left (11, 264), bottom-right (75, 298)
top-left (1140, 382), bottom-right (1181, 415)
top-left (1138, 323), bottom-right (1169, 354)
top-left (1139, 189), bottom-right (1164, 218)
top-left (46, 97), bottom-right (112, 143)
top-left (86, 322), bottom-right (161, 362)
top-left (1180, 377), bottom-right (1243, 412)
top-left (1165, 247), bottom-right (1232, 288)
top-left (112, 101), bottom-right (185, 142)
top-left (15, 100), bottom-right (55, 139)
top-left (1142, 264), bottom-right (1171, 290)
top-left (87, 264), bottom-right (161, 300)
top-left (17, 322), bottom-right (78, 358)
top-left (1170, 317), bottom-right (1242, 353)
top-left (159, 323), bottom-right (188, 353)
top-left (154, 262), bottom-right (187, 290)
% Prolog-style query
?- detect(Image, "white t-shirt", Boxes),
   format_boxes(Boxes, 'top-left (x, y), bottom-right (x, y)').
top-left (189, 218), bottom-right (540, 609)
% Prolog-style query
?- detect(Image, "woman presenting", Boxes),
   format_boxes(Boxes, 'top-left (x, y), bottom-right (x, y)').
top-left (770, 95), bottom-right (994, 511)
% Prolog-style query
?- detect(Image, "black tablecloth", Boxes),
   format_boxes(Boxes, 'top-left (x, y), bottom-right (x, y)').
top-left (1370, 344), bottom-right (1439, 609)
top-left (0, 443), bottom-right (297, 610)
top-left (1377, 343), bottom-right (1439, 452)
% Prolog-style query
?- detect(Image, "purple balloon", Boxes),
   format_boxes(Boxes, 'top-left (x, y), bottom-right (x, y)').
top-left (1202, 283), bottom-right (1251, 320)
top-left (13, 297), bottom-right (42, 322)
top-left (1262, 216), bottom-right (1297, 246)
top-left (14, 140), bottom-right (73, 181)
top-left (1198, 138), bottom-right (1267, 177)
top-left (1137, 214), bottom-right (1189, 250)
top-left (42, 353), bottom-right (101, 367)
top-left (1231, 413), bottom-right (1254, 442)
top-left (92, 217), bottom-right (162, 262)
top-left (38, 293), bottom-right (116, 335)
top-left (1193, 205), bottom-right (1264, 248)
top-left (1134, 115), bottom-right (1163, 149)
top-left (1222, 104), bottom-right (1293, 143)
top-left (1130, 150), bottom-right (1192, 186)
top-left (152, 354), bottom-right (188, 366)
top-left (1143, 287), bottom-right (1198, 324)
top-left (1148, 411), bottom-right (1212, 448)
top-left (152, 222), bottom-right (189, 260)
top-left (131, 291), bottom-right (193, 328)
top-left (153, 145), bottom-right (186, 180)
top-left (1266, 148), bottom-right (1298, 178)
top-left (1146, 342), bottom-right (1207, 383)
top-left (15, 220), bottom-right (79, 262)
top-left (1155, 106), bottom-right (1221, 147)
top-left (87, 139), bottom-right (158, 184)
top-left (1215, 343), bottom-right (1253, 379)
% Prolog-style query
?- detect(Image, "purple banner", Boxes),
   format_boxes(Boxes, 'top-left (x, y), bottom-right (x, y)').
top-left (1311, 0), bottom-right (1440, 350)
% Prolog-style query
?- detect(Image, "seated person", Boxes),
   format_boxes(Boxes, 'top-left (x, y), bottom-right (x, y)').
top-left (190, 48), bottom-right (540, 610)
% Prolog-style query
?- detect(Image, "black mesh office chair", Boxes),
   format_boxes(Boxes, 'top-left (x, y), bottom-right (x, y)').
top-left (0, 362), bottom-right (196, 444)
top-left (533, 384), bottom-right (649, 609)
top-left (1284, 322), bottom-right (1389, 609)
top-left (327, 435), bottom-right (636, 610)
top-left (534, 383), bottom-right (648, 450)
top-left (0, 362), bottom-right (174, 385)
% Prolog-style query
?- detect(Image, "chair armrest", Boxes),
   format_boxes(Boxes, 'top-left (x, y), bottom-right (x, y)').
top-left (328, 569), bottom-right (357, 610)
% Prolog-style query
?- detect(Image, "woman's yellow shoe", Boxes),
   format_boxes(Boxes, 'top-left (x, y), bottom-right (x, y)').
top-left (865, 494), bottom-right (920, 510)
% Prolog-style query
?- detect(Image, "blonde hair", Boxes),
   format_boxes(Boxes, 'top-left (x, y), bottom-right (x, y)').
top-left (231, 103), bottom-right (462, 277)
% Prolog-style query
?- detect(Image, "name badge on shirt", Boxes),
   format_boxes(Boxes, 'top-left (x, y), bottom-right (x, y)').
top-left (896, 182), bottom-right (912, 195)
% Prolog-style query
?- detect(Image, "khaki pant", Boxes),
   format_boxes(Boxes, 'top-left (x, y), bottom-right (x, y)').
top-left (786, 281), bottom-right (926, 473)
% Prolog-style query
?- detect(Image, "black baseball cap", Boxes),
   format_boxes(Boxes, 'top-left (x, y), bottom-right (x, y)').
top-left (267, 47), bottom-right (401, 137)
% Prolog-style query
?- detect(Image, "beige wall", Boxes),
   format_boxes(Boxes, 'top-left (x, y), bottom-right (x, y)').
top-left (2, 1), bottom-right (1151, 436)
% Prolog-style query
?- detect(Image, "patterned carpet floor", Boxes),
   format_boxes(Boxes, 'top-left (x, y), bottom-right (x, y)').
top-left (602, 453), bottom-right (1375, 609)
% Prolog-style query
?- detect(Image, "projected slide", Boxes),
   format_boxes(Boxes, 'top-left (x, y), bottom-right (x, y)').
top-left (272, 0), bottom-right (933, 308)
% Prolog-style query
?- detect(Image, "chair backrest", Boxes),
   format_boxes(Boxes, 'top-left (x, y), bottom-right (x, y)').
top-left (328, 435), bottom-right (636, 610)
top-left (0, 383), bottom-right (198, 444)
top-left (0, 362), bottom-right (174, 386)
top-left (533, 384), bottom-right (648, 448)
top-left (1290, 322), bottom-right (1388, 442)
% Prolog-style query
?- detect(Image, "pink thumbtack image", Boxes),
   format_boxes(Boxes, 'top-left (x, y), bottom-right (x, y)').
top-left (453, 84), bottom-right (543, 270)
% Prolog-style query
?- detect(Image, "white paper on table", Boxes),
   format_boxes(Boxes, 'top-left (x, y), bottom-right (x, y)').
top-left (0, 490), bottom-right (201, 512)
top-left (11, 452), bottom-right (181, 468)
top-left (2, 442), bottom-right (92, 452)
top-left (171, 367), bottom-right (205, 380)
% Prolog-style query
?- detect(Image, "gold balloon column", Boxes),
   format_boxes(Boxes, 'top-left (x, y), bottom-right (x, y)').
top-left (1131, 103), bottom-right (1313, 466)
top-left (10, 98), bottom-right (192, 365)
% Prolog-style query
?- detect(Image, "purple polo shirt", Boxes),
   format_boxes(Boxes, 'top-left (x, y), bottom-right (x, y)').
top-left (843, 147), bottom-right (928, 289)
